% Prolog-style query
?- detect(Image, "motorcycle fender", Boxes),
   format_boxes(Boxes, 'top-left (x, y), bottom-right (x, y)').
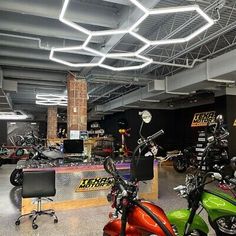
top-left (167, 209), bottom-right (209, 236)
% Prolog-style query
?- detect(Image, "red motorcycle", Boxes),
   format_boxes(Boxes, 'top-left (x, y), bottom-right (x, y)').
top-left (103, 111), bottom-right (175, 236)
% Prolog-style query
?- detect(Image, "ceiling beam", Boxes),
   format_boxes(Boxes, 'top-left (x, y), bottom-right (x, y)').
top-left (17, 84), bottom-right (64, 92)
top-left (4, 78), bottom-right (65, 87)
top-left (0, 34), bottom-right (99, 51)
top-left (3, 68), bottom-right (66, 82)
top-left (0, 45), bottom-right (90, 62)
top-left (0, 57), bottom-right (82, 72)
top-left (0, 0), bottom-right (118, 28)
top-left (0, 11), bottom-right (103, 43)
top-left (102, 0), bottom-right (131, 5)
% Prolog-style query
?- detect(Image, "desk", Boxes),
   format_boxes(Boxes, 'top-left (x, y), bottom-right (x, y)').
top-left (21, 163), bottom-right (158, 214)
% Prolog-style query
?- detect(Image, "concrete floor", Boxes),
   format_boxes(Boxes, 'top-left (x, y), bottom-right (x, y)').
top-left (0, 164), bottom-right (215, 236)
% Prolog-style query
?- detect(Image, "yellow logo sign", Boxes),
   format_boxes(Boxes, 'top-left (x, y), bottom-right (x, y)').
top-left (233, 119), bottom-right (236, 126)
top-left (191, 111), bottom-right (215, 127)
top-left (75, 177), bottom-right (114, 192)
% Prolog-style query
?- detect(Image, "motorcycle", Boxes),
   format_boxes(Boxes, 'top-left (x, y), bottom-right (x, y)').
top-left (104, 110), bottom-right (202, 236)
top-left (15, 131), bottom-right (41, 146)
top-left (103, 139), bottom-right (175, 235)
top-left (167, 129), bottom-right (236, 236)
top-left (103, 110), bottom-right (175, 236)
top-left (172, 146), bottom-right (198, 173)
top-left (10, 144), bottom-right (64, 186)
top-left (10, 143), bottom-right (88, 186)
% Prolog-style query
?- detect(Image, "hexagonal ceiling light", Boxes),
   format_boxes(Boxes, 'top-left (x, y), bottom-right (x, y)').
top-left (36, 94), bottom-right (68, 106)
top-left (49, 0), bottom-right (215, 71)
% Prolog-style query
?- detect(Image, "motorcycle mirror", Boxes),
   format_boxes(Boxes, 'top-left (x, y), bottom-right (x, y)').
top-left (103, 157), bottom-right (117, 176)
top-left (212, 172), bottom-right (222, 180)
top-left (230, 157), bottom-right (236, 171)
top-left (207, 136), bottom-right (215, 143)
top-left (139, 110), bottom-right (152, 124)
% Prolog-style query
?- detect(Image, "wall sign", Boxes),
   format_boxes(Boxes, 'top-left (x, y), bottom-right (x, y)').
top-left (75, 177), bottom-right (114, 192)
top-left (191, 111), bottom-right (215, 127)
top-left (233, 119), bottom-right (236, 127)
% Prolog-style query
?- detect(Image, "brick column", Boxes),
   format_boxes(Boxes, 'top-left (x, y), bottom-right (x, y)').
top-left (47, 106), bottom-right (58, 139)
top-left (67, 74), bottom-right (87, 138)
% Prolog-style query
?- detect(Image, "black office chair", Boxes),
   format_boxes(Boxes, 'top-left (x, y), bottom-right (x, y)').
top-left (15, 170), bottom-right (58, 229)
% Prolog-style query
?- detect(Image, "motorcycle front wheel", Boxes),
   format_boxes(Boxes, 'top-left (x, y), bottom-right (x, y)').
top-left (210, 216), bottom-right (236, 236)
top-left (173, 156), bottom-right (187, 173)
top-left (10, 169), bottom-right (23, 186)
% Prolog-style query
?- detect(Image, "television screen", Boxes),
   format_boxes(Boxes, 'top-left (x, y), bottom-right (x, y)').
top-left (63, 139), bottom-right (84, 154)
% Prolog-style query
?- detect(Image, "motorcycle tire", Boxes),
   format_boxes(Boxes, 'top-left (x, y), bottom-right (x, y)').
top-left (10, 169), bottom-right (23, 186)
top-left (173, 156), bottom-right (187, 173)
top-left (209, 216), bottom-right (236, 236)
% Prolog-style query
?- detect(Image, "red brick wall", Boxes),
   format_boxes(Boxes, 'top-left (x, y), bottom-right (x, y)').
top-left (47, 106), bottom-right (57, 139)
top-left (67, 74), bottom-right (87, 138)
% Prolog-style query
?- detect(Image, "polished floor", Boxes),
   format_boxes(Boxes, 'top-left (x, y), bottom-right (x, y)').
top-left (0, 164), bottom-right (215, 236)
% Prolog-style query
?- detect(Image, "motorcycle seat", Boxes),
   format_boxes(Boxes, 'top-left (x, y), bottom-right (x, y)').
top-left (42, 150), bottom-right (64, 159)
top-left (166, 150), bottom-right (181, 155)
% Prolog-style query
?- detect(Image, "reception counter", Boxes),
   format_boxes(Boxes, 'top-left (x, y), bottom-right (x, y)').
top-left (21, 162), bottom-right (158, 214)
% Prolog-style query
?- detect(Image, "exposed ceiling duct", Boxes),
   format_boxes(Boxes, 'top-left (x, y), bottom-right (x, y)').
top-left (91, 47), bottom-right (236, 117)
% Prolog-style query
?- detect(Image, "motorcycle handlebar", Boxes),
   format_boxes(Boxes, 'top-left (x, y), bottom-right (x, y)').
top-left (138, 129), bottom-right (164, 146)
top-left (202, 131), bottom-right (229, 157)
top-left (147, 129), bottom-right (164, 142)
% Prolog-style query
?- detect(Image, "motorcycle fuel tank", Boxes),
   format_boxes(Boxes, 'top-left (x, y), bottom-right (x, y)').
top-left (127, 200), bottom-right (175, 236)
top-left (103, 200), bottom-right (175, 236)
top-left (202, 190), bottom-right (236, 221)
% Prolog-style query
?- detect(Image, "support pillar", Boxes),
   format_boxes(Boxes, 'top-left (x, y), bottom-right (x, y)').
top-left (67, 73), bottom-right (87, 139)
top-left (225, 88), bottom-right (236, 157)
top-left (47, 106), bottom-right (58, 139)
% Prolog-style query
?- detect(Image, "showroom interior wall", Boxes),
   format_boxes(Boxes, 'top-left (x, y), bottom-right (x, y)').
top-left (1, 94), bottom-right (235, 155)
top-left (0, 120), bottom-right (7, 145)
top-left (0, 121), bottom-right (47, 145)
top-left (99, 95), bottom-right (231, 153)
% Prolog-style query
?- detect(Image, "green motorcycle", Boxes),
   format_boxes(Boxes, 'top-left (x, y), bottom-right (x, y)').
top-left (167, 132), bottom-right (236, 236)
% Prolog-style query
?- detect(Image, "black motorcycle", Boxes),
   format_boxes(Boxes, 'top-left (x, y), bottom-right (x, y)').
top-left (173, 146), bottom-right (197, 173)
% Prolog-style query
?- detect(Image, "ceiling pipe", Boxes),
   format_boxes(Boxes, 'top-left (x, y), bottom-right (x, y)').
top-left (0, 33), bottom-right (48, 49)
top-left (152, 58), bottom-right (204, 68)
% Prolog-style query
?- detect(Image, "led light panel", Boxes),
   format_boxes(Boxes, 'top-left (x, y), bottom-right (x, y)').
top-left (49, 0), bottom-right (215, 71)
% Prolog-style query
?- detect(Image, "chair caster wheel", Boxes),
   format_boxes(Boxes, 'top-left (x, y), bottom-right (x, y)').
top-left (54, 219), bottom-right (58, 223)
top-left (15, 220), bottom-right (20, 226)
top-left (32, 224), bottom-right (38, 229)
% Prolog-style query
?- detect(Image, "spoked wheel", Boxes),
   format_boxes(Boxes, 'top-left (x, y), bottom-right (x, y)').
top-left (10, 169), bottom-right (23, 186)
top-left (210, 216), bottom-right (236, 236)
top-left (173, 156), bottom-right (187, 173)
